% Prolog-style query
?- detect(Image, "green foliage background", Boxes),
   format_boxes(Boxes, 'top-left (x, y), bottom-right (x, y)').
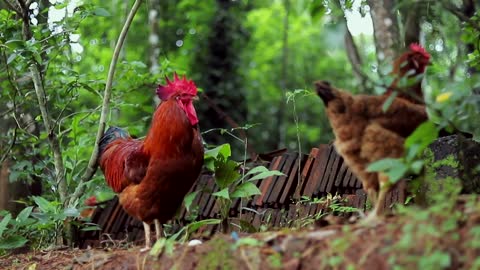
top-left (0, 0), bottom-right (479, 251)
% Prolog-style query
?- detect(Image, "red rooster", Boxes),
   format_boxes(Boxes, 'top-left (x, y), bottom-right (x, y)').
top-left (99, 74), bottom-right (204, 251)
top-left (384, 43), bottom-right (431, 104)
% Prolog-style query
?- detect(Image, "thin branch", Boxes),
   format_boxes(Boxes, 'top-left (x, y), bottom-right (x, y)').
top-left (0, 126), bottom-right (16, 164)
top-left (16, 0), bottom-right (32, 40)
top-left (4, 0), bottom-right (22, 14)
top-left (69, 0), bottom-right (144, 206)
top-left (442, 1), bottom-right (480, 32)
top-left (333, 0), bottom-right (371, 92)
top-left (344, 26), bottom-right (370, 92)
top-left (30, 64), bottom-right (68, 203)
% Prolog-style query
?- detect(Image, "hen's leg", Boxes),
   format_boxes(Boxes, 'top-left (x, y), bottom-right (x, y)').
top-left (140, 222), bottom-right (151, 252)
top-left (362, 188), bottom-right (380, 225)
top-left (154, 219), bottom-right (163, 240)
top-left (360, 123), bottom-right (404, 224)
top-left (374, 174), bottom-right (390, 216)
top-left (363, 174), bottom-right (390, 225)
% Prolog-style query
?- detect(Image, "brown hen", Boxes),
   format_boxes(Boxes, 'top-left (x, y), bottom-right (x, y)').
top-left (315, 81), bottom-right (428, 222)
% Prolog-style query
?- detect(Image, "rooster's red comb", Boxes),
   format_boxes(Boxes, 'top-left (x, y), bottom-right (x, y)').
top-left (156, 73), bottom-right (198, 101)
top-left (409, 43), bottom-right (430, 60)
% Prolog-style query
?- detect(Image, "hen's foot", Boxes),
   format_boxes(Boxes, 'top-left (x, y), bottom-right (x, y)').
top-left (359, 211), bottom-right (384, 227)
top-left (140, 246), bottom-right (151, 252)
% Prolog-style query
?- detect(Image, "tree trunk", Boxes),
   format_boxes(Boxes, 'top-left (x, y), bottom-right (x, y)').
top-left (0, 160), bottom-right (10, 211)
top-left (402, 3), bottom-right (421, 46)
top-left (194, 0), bottom-right (249, 154)
top-left (367, 0), bottom-right (401, 67)
top-left (148, 0), bottom-right (161, 75)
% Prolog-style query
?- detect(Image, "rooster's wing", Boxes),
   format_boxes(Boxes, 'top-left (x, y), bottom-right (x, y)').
top-left (100, 139), bottom-right (149, 192)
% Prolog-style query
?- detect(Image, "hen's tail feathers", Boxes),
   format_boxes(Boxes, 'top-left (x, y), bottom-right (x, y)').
top-left (99, 126), bottom-right (130, 155)
top-left (315, 80), bottom-right (335, 105)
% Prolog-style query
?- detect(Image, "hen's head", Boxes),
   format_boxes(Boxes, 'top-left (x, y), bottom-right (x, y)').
top-left (398, 43), bottom-right (431, 76)
top-left (156, 73), bottom-right (199, 125)
top-left (84, 195), bottom-right (97, 206)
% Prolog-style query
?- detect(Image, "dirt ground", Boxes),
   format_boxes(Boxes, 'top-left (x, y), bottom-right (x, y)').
top-left (2, 195), bottom-right (480, 270)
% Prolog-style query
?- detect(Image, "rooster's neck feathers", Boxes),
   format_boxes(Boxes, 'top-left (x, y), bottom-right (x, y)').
top-left (143, 100), bottom-right (194, 156)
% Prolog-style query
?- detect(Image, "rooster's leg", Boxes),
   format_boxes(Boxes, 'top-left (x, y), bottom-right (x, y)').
top-left (154, 219), bottom-right (163, 240)
top-left (140, 222), bottom-right (151, 252)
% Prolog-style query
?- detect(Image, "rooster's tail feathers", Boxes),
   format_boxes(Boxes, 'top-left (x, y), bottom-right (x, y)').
top-left (315, 80), bottom-right (335, 105)
top-left (99, 126), bottom-right (130, 154)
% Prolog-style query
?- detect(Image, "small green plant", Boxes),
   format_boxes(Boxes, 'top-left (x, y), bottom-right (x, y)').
top-left (0, 207), bottom-right (33, 253)
top-left (201, 143), bottom-right (284, 232)
top-left (0, 195), bottom-right (100, 254)
top-left (150, 218), bottom-right (221, 257)
top-left (291, 194), bottom-right (360, 228)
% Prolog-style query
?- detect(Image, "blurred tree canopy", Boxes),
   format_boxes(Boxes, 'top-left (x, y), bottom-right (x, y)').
top-left (0, 0), bottom-right (479, 220)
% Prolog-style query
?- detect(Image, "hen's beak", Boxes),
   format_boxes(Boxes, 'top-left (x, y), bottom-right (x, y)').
top-left (412, 59), bottom-right (419, 69)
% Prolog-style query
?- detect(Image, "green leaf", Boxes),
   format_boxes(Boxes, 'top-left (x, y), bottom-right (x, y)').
top-left (205, 144), bottom-right (231, 160)
top-left (32, 50), bottom-right (42, 65)
top-left (366, 158), bottom-right (402, 172)
top-left (204, 159), bottom-right (215, 172)
top-left (150, 237), bottom-right (167, 257)
top-left (382, 91), bottom-right (397, 112)
top-left (0, 213), bottom-right (12, 238)
top-left (231, 182), bottom-right (261, 198)
top-left (410, 160), bottom-right (424, 174)
top-left (54, 2), bottom-right (68, 9)
top-left (405, 143), bottom-right (421, 161)
top-left (233, 237), bottom-right (263, 249)
top-left (215, 159), bottom-right (240, 189)
top-left (212, 188), bottom-right (230, 200)
top-left (150, 235), bottom-right (176, 257)
top-left (0, 235), bottom-right (28, 249)
top-left (309, 1), bottom-right (326, 21)
top-left (6, 53), bottom-right (16, 64)
top-left (245, 166), bottom-right (269, 176)
top-left (92, 7), bottom-right (111, 17)
top-left (16, 206), bottom-right (33, 225)
top-left (186, 219), bottom-right (221, 234)
top-left (386, 163), bottom-right (408, 183)
top-left (405, 121), bottom-right (438, 150)
top-left (63, 208), bottom-right (80, 217)
top-left (184, 191), bottom-right (199, 212)
top-left (247, 170), bottom-right (284, 182)
top-left (32, 196), bottom-right (56, 213)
